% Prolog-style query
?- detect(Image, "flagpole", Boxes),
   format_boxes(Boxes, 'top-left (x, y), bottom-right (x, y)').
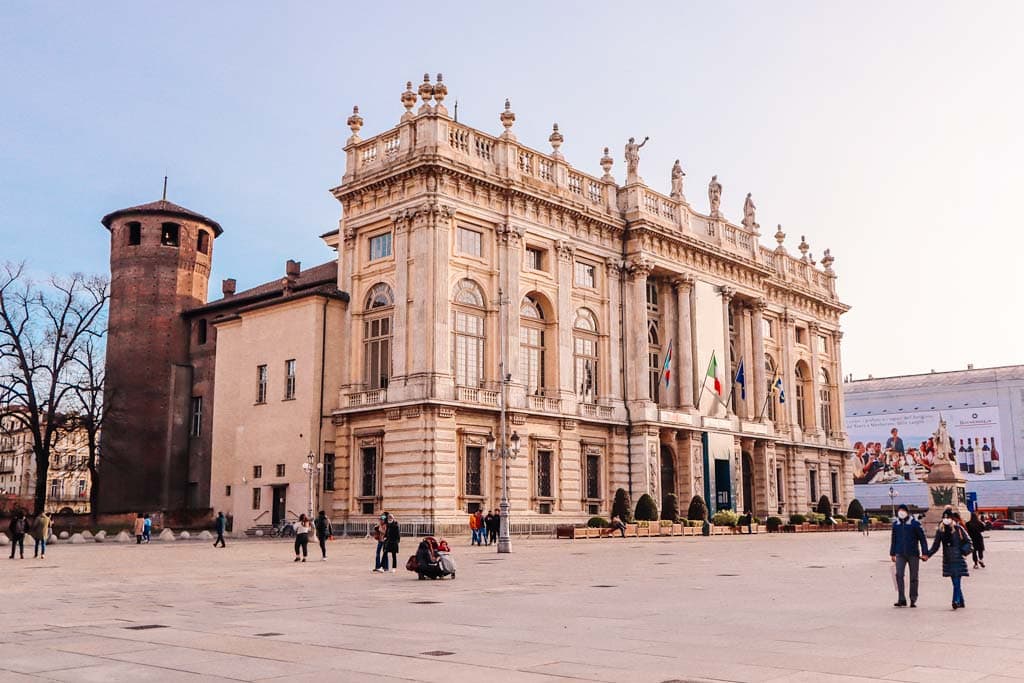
top-left (758, 369), bottom-right (777, 421)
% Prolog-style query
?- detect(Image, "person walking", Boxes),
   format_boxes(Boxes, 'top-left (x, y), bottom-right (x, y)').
top-left (143, 514), bottom-right (152, 543)
top-left (133, 513), bottom-right (145, 544)
top-left (861, 511), bottom-right (870, 536)
top-left (925, 509), bottom-right (971, 609)
top-left (293, 514), bottom-right (311, 562)
top-left (8, 511), bottom-right (27, 559)
top-left (382, 513), bottom-right (401, 573)
top-left (487, 510), bottom-right (500, 545)
top-left (371, 515), bottom-right (387, 572)
top-left (483, 510), bottom-right (495, 546)
top-left (314, 510), bottom-right (332, 561)
top-left (32, 511), bottom-right (50, 559)
top-left (213, 511), bottom-right (227, 548)
top-left (474, 510), bottom-right (485, 544)
top-left (602, 514), bottom-right (627, 538)
top-left (744, 510), bottom-right (754, 534)
top-left (468, 510), bottom-right (481, 546)
top-left (965, 511), bottom-right (986, 569)
top-left (889, 503), bottom-right (928, 608)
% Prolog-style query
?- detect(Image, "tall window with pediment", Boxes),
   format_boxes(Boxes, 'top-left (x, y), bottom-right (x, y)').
top-left (364, 283), bottom-right (393, 390)
top-left (573, 308), bottom-right (599, 404)
top-left (648, 319), bottom-right (661, 403)
top-left (520, 296), bottom-right (546, 394)
top-left (819, 367), bottom-right (833, 435)
top-left (765, 354), bottom-right (778, 422)
top-left (452, 279), bottom-right (485, 387)
top-left (794, 361), bottom-right (809, 430)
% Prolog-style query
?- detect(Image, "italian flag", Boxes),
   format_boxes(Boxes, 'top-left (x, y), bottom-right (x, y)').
top-left (706, 351), bottom-right (722, 395)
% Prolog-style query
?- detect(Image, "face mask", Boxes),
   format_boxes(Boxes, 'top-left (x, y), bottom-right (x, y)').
top-left (942, 518), bottom-right (953, 526)
top-left (897, 511), bottom-right (908, 520)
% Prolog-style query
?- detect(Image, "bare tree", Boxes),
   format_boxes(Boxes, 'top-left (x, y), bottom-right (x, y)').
top-left (0, 263), bottom-right (109, 515)
top-left (65, 336), bottom-right (107, 521)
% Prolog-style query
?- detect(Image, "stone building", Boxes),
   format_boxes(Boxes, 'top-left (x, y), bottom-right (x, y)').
top-left (0, 413), bottom-right (94, 514)
top-left (324, 76), bottom-right (852, 524)
top-left (98, 75), bottom-right (852, 527)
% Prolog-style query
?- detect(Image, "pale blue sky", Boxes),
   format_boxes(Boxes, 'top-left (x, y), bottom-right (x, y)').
top-left (2, 1), bottom-right (1021, 379)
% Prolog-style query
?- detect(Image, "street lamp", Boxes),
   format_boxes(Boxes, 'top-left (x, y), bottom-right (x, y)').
top-left (301, 451), bottom-right (322, 520)
top-left (888, 485), bottom-right (898, 519)
top-left (487, 426), bottom-right (521, 553)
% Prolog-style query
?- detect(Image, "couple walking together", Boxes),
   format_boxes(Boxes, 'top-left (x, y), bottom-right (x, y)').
top-left (890, 504), bottom-right (977, 610)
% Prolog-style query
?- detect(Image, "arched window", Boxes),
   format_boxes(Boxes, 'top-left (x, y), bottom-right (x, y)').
top-left (520, 295), bottom-right (546, 393)
top-left (574, 308), bottom-right (599, 404)
top-left (794, 362), bottom-right (810, 430)
top-left (648, 319), bottom-right (661, 403)
top-left (363, 283), bottom-right (394, 390)
top-left (819, 367), bottom-right (833, 435)
top-left (764, 354), bottom-right (778, 422)
top-left (452, 279), bottom-right (485, 387)
top-left (196, 230), bottom-right (210, 255)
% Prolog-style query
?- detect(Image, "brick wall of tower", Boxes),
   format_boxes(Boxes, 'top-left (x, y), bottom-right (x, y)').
top-left (99, 213), bottom-right (214, 513)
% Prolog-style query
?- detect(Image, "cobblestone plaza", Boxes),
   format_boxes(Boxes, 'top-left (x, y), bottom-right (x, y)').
top-left (2, 533), bottom-right (1023, 682)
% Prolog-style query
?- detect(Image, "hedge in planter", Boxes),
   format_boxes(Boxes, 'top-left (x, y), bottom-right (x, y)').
top-left (634, 493), bottom-right (659, 521)
top-left (846, 498), bottom-right (864, 520)
top-left (686, 494), bottom-right (708, 522)
top-left (816, 495), bottom-right (832, 516)
top-left (766, 516), bottom-right (783, 532)
top-left (611, 488), bottom-right (632, 522)
top-left (789, 513), bottom-right (807, 525)
top-left (587, 516), bottom-right (609, 528)
top-left (711, 510), bottom-right (739, 527)
top-left (661, 493), bottom-right (680, 522)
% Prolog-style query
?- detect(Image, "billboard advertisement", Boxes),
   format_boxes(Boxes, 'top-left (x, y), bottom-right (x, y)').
top-left (847, 406), bottom-right (1004, 485)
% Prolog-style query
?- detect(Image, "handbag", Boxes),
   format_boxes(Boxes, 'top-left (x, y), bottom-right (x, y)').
top-left (957, 529), bottom-right (973, 557)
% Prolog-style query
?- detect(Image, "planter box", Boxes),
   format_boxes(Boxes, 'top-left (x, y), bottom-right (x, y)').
top-left (556, 525), bottom-right (575, 539)
top-left (682, 526), bottom-right (697, 536)
top-left (658, 523), bottom-right (674, 536)
top-left (624, 523), bottom-right (638, 538)
top-left (671, 523), bottom-right (683, 536)
top-left (636, 524), bottom-right (651, 537)
top-left (756, 525), bottom-right (767, 533)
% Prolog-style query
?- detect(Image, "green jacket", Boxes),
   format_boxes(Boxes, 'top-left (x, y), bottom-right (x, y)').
top-left (33, 514), bottom-right (50, 538)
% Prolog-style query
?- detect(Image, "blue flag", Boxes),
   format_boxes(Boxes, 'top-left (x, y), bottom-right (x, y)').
top-left (735, 360), bottom-right (746, 400)
top-left (774, 377), bottom-right (785, 403)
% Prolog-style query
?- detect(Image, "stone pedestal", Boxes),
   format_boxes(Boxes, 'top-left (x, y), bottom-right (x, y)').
top-left (922, 457), bottom-right (968, 534)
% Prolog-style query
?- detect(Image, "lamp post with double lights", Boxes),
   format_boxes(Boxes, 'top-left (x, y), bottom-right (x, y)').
top-left (302, 451), bottom-right (322, 520)
top-left (486, 422), bottom-right (520, 554)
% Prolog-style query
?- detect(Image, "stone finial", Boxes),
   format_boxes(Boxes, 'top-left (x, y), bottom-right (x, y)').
top-left (798, 235), bottom-right (810, 262)
top-left (500, 99), bottom-right (516, 140)
top-left (774, 224), bottom-right (786, 252)
top-left (808, 252), bottom-right (816, 266)
top-left (549, 123), bottom-right (564, 158)
top-left (821, 248), bottom-right (835, 273)
top-left (418, 73), bottom-right (434, 113)
top-left (346, 106), bottom-right (363, 143)
top-left (433, 73), bottom-right (448, 116)
top-left (400, 81), bottom-right (417, 120)
top-left (600, 147), bottom-right (614, 180)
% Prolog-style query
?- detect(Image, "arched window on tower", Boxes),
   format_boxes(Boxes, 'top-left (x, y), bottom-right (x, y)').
top-left (452, 279), bottom-right (485, 388)
top-left (520, 295), bottom-right (547, 394)
top-left (197, 230), bottom-right (210, 255)
top-left (127, 221), bottom-right (141, 246)
top-left (364, 283), bottom-right (394, 391)
top-left (160, 222), bottom-right (180, 247)
top-left (574, 308), bottom-right (599, 404)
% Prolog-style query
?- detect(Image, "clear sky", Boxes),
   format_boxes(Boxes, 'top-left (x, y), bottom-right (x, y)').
top-left (2, 1), bottom-right (1021, 380)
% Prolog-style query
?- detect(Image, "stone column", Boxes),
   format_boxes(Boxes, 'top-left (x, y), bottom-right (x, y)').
top-left (498, 224), bottom-right (524, 406)
top-left (739, 304), bottom-right (754, 420)
top-left (339, 227), bottom-right (357, 392)
top-left (391, 212), bottom-right (410, 384)
top-left (556, 240), bottom-right (576, 404)
top-left (627, 259), bottom-right (653, 402)
top-left (671, 276), bottom-right (695, 410)
top-left (719, 286), bottom-right (734, 415)
top-left (833, 331), bottom-right (846, 440)
top-left (751, 300), bottom-right (767, 422)
top-left (808, 322), bottom-right (822, 436)
top-left (606, 258), bottom-right (624, 405)
top-left (780, 312), bottom-right (796, 430)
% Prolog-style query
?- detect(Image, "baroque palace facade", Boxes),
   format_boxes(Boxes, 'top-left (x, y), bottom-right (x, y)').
top-left (99, 75), bottom-right (851, 530)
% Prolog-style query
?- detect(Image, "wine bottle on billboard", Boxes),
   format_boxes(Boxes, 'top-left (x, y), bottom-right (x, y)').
top-left (967, 439), bottom-right (976, 474)
top-left (958, 439), bottom-right (968, 472)
top-left (973, 437), bottom-right (985, 475)
top-left (982, 437), bottom-right (992, 473)
top-left (992, 437), bottom-right (1001, 471)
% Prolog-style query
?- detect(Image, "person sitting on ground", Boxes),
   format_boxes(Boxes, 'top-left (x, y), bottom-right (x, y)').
top-left (602, 515), bottom-right (627, 538)
top-left (415, 537), bottom-right (444, 579)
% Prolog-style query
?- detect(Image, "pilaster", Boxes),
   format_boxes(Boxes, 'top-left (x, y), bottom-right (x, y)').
top-left (671, 276), bottom-right (695, 410)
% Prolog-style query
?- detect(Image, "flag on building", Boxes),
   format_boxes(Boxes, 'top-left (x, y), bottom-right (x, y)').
top-left (774, 377), bottom-right (785, 403)
top-left (735, 359), bottom-right (746, 400)
top-left (662, 339), bottom-right (674, 388)
top-left (706, 351), bottom-right (722, 395)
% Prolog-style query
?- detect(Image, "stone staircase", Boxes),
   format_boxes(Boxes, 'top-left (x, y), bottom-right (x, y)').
top-left (244, 524), bottom-right (275, 537)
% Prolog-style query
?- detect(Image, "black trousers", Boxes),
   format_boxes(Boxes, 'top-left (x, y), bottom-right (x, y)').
top-left (318, 535), bottom-right (327, 558)
top-left (294, 533), bottom-right (308, 557)
top-left (214, 532), bottom-right (226, 547)
top-left (972, 547), bottom-right (984, 564)
top-left (9, 534), bottom-right (24, 557)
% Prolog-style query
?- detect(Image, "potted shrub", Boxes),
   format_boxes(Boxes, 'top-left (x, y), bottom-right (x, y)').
top-left (662, 493), bottom-right (680, 521)
top-left (611, 488), bottom-right (632, 523)
top-left (789, 513), bottom-right (806, 532)
top-left (636, 519), bottom-right (651, 537)
top-left (766, 516), bottom-right (783, 533)
top-left (711, 510), bottom-right (739, 533)
top-left (816, 495), bottom-right (832, 517)
top-left (634, 494), bottom-right (659, 522)
top-left (687, 495), bottom-right (708, 524)
top-left (847, 498), bottom-right (864, 521)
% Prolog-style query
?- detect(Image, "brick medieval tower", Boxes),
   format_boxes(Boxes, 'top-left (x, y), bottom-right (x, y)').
top-left (98, 198), bottom-right (222, 513)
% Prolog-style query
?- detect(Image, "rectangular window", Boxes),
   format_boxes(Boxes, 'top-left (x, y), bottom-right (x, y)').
top-left (160, 222), bottom-right (180, 247)
top-left (453, 311), bottom-right (484, 387)
top-left (197, 319), bottom-right (208, 345)
top-left (361, 446), bottom-right (377, 498)
top-left (537, 450), bottom-right (553, 498)
top-left (77, 479), bottom-right (87, 497)
top-left (585, 454), bottom-right (600, 500)
top-left (256, 365), bottom-right (268, 404)
top-left (649, 351), bottom-right (661, 403)
top-left (323, 453), bottom-right (335, 491)
top-left (776, 467), bottom-right (784, 506)
top-left (284, 359), bottom-right (296, 399)
top-left (526, 247), bottom-right (545, 271)
top-left (763, 318), bottom-right (773, 339)
top-left (809, 469), bottom-right (818, 503)
top-left (225, 485), bottom-right (232, 496)
top-left (252, 487), bottom-right (261, 510)
top-left (817, 334), bottom-right (828, 354)
top-left (456, 227), bottom-right (482, 257)
top-left (253, 465), bottom-right (262, 479)
top-left (519, 326), bottom-right (544, 392)
top-left (364, 317), bottom-right (391, 390)
top-left (190, 396), bottom-right (202, 437)
top-left (465, 446), bottom-right (482, 497)
top-left (276, 464), bottom-right (286, 477)
top-left (830, 471), bottom-right (839, 506)
top-left (795, 327), bottom-right (807, 345)
top-left (574, 261), bottom-right (596, 288)
top-left (369, 232), bottom-right (392, 261)
top-left (197, 230), bottom-right (210, 255)
top-left (127, 222), bottom-right (141, 246)
top-left (50, 479), bottom-right (61, 498)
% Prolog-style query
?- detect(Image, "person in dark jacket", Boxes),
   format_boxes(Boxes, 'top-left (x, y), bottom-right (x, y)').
top-left (965, 511), bottom-right (986, 569)
top-left (415, 538), bottom-right (444, 579)
top-left (487, 510), bottom-right (500, 544)
top-left (889, 503), bottom-right (929, 607)
top-left (213, 512), bottom-right (227, 548)
top-left (314, 511), bottom-right (332, 561)
top-left (8, 511), bottom-right (27, 559)
top-left (925, 509), bottom-right (970, 609)
top-left (382, 513), bottom-right (401, 573)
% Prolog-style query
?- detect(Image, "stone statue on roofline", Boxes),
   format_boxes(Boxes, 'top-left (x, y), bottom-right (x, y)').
top-left (742, 192), bottom-right (758, 230)
top-left (708, 175), bottom-right (722, 217)
top-left (624, 136), bottom-right (649, 183)
top-left (670, 160), bottom-right (685, 199)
